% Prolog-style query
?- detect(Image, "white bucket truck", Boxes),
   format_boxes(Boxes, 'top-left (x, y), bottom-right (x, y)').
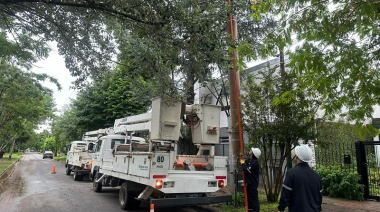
top-left (65, 139), bottom-right (95, 181)
top-left (90, 97), bottom-right (231, 210)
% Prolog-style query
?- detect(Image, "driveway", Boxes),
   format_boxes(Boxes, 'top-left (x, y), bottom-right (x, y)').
top-left (322, 196), bottom-right (380, 212)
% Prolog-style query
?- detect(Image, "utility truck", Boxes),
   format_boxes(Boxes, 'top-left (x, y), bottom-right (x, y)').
top-left (91, 97), bottom-right (231, 210)
top-left (87, 128), bottom-right (146, 181)
top-left (65, 139), bottom-right (95, 181)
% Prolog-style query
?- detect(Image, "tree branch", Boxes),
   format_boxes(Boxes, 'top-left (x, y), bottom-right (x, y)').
top-left (0, 0), bottom-right (167, 26)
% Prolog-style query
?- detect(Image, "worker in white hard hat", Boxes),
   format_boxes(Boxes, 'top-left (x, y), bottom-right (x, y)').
top-left (277, 144), bottom-right (322, 212)
top-left (241, 147), bottom-right (261, 212)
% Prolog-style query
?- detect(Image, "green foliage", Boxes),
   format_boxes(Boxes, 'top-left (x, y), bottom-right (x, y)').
top-left (315, 122), bottom-right (374, 170)
top-left (72, 68), bottom-right (150, 131)
top-left (53, 153), bottom-right (66, 162)
top-left (368, 167), bottom-right (380, 196)
top-left (51, 107), bottom-right (82, 149)
top-left (0, 30), bottom-right (50, 69)
top-left (249, 0), bottom-right (380, 123)
top-left (43, 137), bottom-right (56, 152)
top-left (0, 153), bottom-right (22, 173)
top-left (317, 166), bottom-right (364, 201)
top-left (1, 0), bottom-right (275, 91)
top-left (231, 191), bottom-right (245, 207)
top-left (241, 64), bottom-right (318, 202)
top-left (0, 60), bottom-right (57, 151)
top-left (220, 191), bottom-right (278, 212)
top-left (51, 67), bottom-right (150, 146)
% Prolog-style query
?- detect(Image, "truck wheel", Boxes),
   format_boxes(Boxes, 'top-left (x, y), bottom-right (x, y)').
top-left (93, 173), bottom-right (103, 192)
top-left (90, 171), bottom-right (96, 182)
top-left (65, 164), bottom-right (71, 175)
top-left (73, 167), bottom-right (83, 181)
top-left (119, 182), bottom-right (140, 210)
top-left (89, 172), bottom-right (93, 181)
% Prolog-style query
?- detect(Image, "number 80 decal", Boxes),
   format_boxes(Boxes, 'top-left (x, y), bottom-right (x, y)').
top-left (157, 156), bottom-right (164, 163)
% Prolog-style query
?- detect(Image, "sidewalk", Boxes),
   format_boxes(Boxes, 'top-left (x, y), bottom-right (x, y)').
top-left (322, 196), bottom-right (380, 212)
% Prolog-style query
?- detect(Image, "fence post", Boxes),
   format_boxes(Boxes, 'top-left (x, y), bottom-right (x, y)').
top-left (355, 141), bottom-right (369, 199)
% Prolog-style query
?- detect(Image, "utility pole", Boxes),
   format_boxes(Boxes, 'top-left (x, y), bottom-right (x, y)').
top-left (227, 0), bottom-right (248, 211)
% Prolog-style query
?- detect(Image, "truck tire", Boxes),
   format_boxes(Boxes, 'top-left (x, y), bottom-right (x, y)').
top-left (89, 172), bottom-right (93, 181)
top-left (65, 164), bottom-right (71, 175)
top-left (73, 167), bottom-right (83, 181)
top-left (93, 173), bottom-right (103, 192)
top-left (119, 182), bottom-right (140, 210)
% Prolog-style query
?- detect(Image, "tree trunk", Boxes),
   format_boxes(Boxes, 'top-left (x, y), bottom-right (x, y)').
top-left (8, 139), bottom-right (15, 160)
top-left (177, 63), bottom-right (197, 155)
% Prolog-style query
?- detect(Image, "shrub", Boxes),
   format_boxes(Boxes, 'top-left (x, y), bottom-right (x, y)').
top-left (317, 166), bottom-right (364, 200)
top-left (231, 192), bottom-right (244, 206)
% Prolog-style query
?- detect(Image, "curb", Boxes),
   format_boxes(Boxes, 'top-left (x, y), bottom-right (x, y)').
top-left (0, 158), bottom-right (21, 182)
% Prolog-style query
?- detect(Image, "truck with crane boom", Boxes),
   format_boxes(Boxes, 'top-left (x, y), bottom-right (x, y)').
top-left (90, 97), bottom-right (231, 210)
top-left (64, 129), bottom-right (109, 181)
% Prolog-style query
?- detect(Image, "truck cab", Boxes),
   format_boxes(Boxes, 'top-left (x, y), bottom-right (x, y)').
top-left (90, 134), bottom-right (146, 181)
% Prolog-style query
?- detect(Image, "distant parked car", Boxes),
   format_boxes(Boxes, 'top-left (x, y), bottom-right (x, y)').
top-left (43, 151), bottom-right (54, 159)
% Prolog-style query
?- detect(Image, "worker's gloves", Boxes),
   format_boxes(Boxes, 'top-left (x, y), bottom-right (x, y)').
top-left (240, 159), bottom-right (245, 165)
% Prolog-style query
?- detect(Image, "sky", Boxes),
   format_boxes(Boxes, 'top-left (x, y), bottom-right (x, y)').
top-left (32, 44), bottom-right (78, 132)
top-left (31, 44), bottom-right (78, 114)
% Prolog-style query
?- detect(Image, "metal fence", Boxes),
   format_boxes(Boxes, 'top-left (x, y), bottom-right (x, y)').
top-left (315, 142), bottom-right (357, 172)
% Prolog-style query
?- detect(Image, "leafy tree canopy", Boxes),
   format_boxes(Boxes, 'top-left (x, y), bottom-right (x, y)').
top-left (0, 60), bottom-right (56, 150)
top-left (249, 0), bottom-right (380, 122)
top-left (1, 0), bottom-right (275, 91)
top-left (52, 66), bottom-right (150, 145)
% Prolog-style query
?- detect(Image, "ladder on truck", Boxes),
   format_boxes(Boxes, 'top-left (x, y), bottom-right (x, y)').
top-left (83, 128), bottom-right (112, 142)
top-left (82, 128), bottom-right (112, 152)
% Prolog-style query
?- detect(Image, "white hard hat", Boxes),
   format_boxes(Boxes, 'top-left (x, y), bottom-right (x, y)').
top-left (251, 147), bottom-right (261, 158)
top-left (295, 144), bottom-right (312, 163)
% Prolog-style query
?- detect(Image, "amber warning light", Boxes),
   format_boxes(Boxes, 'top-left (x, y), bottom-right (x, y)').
top-left (155, 179), bottom-right (163, 189)
top-left (152, 175), bottom-right (166, 189)
top-left (216, 176), bottom-right (226, 188)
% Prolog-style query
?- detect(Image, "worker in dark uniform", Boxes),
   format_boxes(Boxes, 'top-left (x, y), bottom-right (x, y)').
top-left (277, 144), bottom-right (323, 212)
top-left (241, 147), bottom-right (261, 212)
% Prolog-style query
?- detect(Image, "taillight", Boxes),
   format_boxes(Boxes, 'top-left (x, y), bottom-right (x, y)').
top-left (218, 180), bottom-right (225, 188)
top-left (155, 179), bottom-right (163, 189)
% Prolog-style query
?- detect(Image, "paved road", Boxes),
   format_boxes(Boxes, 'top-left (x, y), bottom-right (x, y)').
top-left (0, 153), bottom-right (219, 212)
top-left (0, 153), bottom-right (140, 212)
top-left (2, 153), bottom-right (379, 212)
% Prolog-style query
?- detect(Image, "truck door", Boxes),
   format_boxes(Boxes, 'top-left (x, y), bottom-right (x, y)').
top-left (93, 139), bottom-right (104, 170)
top-left (67, 143), bottom-right (74, 164)
top-left (102, 138), bottom-right (124, 171)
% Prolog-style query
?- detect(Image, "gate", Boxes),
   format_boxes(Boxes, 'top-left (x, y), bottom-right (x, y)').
top-left (355, 141), bottom-right (380, 201)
